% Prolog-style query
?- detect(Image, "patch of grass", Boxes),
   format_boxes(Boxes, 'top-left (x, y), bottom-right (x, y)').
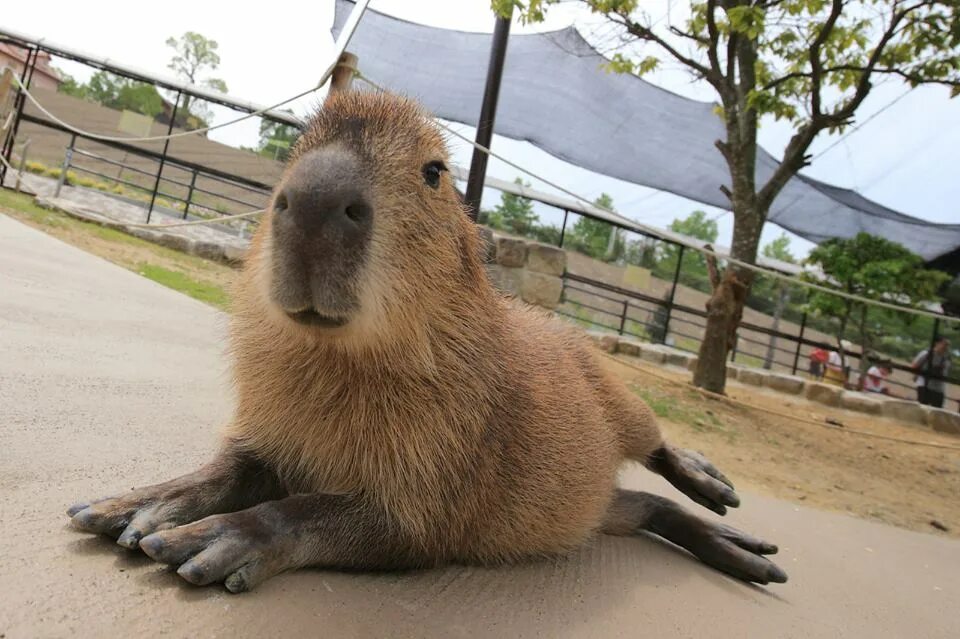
top-left (137, 263), bottom-right (230, 310)
top-left (630, 383), bottom-right (733, 440)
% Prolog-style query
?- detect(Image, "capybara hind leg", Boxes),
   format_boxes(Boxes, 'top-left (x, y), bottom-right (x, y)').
top-left (601, 489), bottom-right (787, 585)
top-left (140, 493), bottom-right (425, 593)
top-left (645, 444), bottom-right (740, 515)
top-left (67, 444), bottom-right (286, 550)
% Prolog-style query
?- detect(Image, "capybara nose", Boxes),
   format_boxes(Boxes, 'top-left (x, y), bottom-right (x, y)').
top-left (275, 147), bottom-right (372, 241)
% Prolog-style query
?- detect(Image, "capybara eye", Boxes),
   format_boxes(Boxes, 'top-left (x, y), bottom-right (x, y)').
top-left (421, 161), bottom-right (446, 189)
top-left (274, 193), bottom-right (289, 214)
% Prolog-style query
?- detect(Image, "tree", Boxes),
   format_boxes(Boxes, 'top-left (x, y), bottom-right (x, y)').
top-left (498, 0), bottom-right (960, 393)
top-left (487, 177), bottom-right (539, 236)
top-left (166, 32), bottom-right (229, 129)
top-left (762, 233), bottom-right (796, 264)
top-left (58, 70), bottom-right (164, 118)
top-left (258, 112), bottom-right (300, 161)
top-left (655, 210), bottom-right (718, 291)
top-left (566, 193), bottom-right (625, 261)
top-left (804, 233), bottom-right (949, 390)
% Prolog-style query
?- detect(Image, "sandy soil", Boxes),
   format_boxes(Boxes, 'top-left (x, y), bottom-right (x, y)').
top-left (601, 356), bottom-right (960, 537)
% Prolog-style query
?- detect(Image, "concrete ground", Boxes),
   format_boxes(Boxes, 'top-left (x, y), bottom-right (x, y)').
top-left (1, 212), bottom-right (958, 639)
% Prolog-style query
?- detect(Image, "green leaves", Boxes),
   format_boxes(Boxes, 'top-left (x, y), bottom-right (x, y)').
top-left (804, 232), bottom-right (950, 316)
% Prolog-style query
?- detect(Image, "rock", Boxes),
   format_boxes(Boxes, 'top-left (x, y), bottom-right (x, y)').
top-left (764, 373), bottom-right (805, 395)
top-left (929, 519), bottom-right (950, 532)
top-left (598, 335), bottom-right (619, 353)
top-left (840, 391), bottom-right (884, 415)
top-left (638, 344), bottom-right (666, 365)
top-left (486, 265), bottom-right (523, 297)
top-left (222, 244), bottom-right (247, 266)
top-left (525, 243), bottom-right (565, 276)
top-left (192, 241), bottom-right (224, 262)
top-left (664, 350), bottom-right (694, 369)
top-left (520, 271), bottom-right (563, 309)
top-left (737, 369), bottom-right (765, 386)
top-left (495, 237), bottom-right (527, 267)
top-left (805, 382), bottom-right (842, 407)
top-left (617, 340), bottom-right (642, 357)
top-left (881, 399), bottom-right (927, 426)
top-left (125, 228), bottom-right (162, 244)
top-left (477, 227), bottom-right (496, 264)
top-left (155, 233), bottom-right (195, 254)
top-left (928, 409), bottom-right (960, 435)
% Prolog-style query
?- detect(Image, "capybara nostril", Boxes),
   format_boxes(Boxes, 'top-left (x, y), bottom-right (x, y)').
top-left (279, 147), bottom-right (372, 239)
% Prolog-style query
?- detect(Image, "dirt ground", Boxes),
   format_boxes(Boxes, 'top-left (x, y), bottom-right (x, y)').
top-left (600, 355), bottom-right (960, 538)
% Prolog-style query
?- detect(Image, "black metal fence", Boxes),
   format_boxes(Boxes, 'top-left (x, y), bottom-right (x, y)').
top-left (0, 31), bottom-right (295, 226)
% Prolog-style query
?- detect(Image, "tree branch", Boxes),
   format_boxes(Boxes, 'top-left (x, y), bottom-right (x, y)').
top-left (705, 0), bottom-right (723, 78)
top-left (607, 11), bottom-right (721, 87)
top-left (809, 0), bottom-right (845, 117)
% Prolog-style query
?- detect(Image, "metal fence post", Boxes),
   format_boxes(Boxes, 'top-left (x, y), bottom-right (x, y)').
top-left (922, 318), bottom-right (941, 401)
top-left (146, 90), bottom-right (182, 223)
top-left (791, 312), bottom-right (807, 375)
top-left (618, 300), bottom-right (629, 336)
top-left (1, 46), bottom-right (38, 185)
top-left (14, 139), bottom-right (30, 193)
top-left (182, 168), bottom-right (198, 219)
top-left (54, 134), bottom-right (76, 198)
top-left (661, 244), bottom-right (685, 344)
top-left (558, 209), bottom-right (569, 248)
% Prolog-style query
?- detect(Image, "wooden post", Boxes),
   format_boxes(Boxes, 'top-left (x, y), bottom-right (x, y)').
top-left (329, 52), bottom-right (359, 96)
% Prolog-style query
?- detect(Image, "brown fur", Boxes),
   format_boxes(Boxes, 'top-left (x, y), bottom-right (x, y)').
top-left (224, 91), bottom-right (663, 564)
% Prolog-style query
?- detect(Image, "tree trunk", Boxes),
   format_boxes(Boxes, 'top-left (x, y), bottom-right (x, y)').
top-left (692, 192), bottom-right (763, 393)
top-left (693, 269), bottom-right (749, 391)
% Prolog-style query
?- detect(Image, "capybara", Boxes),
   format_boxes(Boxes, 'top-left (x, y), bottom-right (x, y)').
top-left (68, 91), bottom-right (786, 592)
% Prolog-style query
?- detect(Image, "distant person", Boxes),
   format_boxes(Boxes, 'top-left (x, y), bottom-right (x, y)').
top-left (912, 337), bottom-right (951, 408)
top-left (808, 348), bottom-right (828, 380)
top-left (862, 360), bottom-right (892, 395)
top-left (824, 341), bottom-right (852, 387)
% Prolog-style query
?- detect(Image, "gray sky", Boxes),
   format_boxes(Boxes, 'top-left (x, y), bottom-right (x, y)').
top-left (5, 0), bottom-right (957, 257)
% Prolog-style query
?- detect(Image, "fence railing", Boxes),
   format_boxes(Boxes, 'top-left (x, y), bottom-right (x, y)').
top-left (558, 270), bottom-right (958, 408)
top-left (46, 129), bottom-right (272, 226)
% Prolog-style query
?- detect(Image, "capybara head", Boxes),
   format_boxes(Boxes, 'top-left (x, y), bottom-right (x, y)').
top-left (249, 91), bottom-right (487, 344)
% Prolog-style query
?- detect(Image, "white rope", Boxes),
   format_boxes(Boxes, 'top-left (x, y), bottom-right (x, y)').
top-left (5, 0), bottom-right (371, 144)
top-left (354, 71), bottom-right (957, 325)
top-left (120, 208), bottom-right (265, 229)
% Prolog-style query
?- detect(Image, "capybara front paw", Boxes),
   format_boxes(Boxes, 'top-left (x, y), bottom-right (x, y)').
top-left (652, 445), bottom-right (740, 515)
top-left (692, 521), bottom-right (787, 585)
top-left (139, 509), bottom-right (287, 593)
top-left (68, 480), bottom-right (217, 549)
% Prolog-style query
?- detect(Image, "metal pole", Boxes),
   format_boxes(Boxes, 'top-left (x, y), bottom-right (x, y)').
top-left (1, 45), bottom-right (38, 184)
top-left (54, 134), bottom-right (76, 198)
top-left (792, 312), bottom-right (807, 375)
top-left (146, 90), bottom-right (181, 223)
top-left (558, 209), bottom-right (569, 247)
top-left (182, 168), bottom-right (198, 219)
top-left (922, 318), bottom-right (940, 401)
top-left (463, 8), bottom-right (513, 221)
top-left (619, 300), bottom-right (629, 336)
top-left (662, 244), bottom-right (685, 344)
top-left (14, 139), bottom-right (30, 193)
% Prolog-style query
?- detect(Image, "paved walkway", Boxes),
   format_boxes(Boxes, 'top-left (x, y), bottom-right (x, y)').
top-left (0, 212), bottom-right (958, 638)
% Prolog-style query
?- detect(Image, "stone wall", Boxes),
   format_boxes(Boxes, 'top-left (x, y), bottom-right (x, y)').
top-left (480, 228), bottom-right (566, 310)
top-left (588, 332), bottom-right (960, 438)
